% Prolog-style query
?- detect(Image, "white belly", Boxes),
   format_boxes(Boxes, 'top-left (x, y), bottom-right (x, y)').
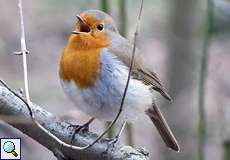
top-left (60, 50), bottom-right (153, 122)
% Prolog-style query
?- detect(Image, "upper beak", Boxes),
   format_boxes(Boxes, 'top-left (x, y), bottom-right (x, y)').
top-left (76, 15), bottom-right (88, 25)
top-left (72, 15), bottom-right (91, 35)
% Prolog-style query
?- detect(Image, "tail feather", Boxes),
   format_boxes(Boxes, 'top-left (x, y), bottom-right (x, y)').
top-left (145, 104), bottom-right (180, 152)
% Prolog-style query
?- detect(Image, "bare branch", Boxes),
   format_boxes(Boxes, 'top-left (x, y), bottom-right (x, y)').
top-left (0, 86), bottom-right (149, 160)
top-left (16, 0), bottom-right (30, 101)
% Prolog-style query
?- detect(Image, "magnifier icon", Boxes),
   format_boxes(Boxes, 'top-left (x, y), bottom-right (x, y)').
top-left (3, 141), bottom-right (18, 157)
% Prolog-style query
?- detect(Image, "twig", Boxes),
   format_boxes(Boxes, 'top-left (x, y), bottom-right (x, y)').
top-left (15, 0), bottom-right (30, 102)
top-left (99, 0), bottom-right (115, 139)
top-left (0, 86), bottom-right (149, 160)
top-left (14, 0), bottom-right (102, 151)
top-left (0, 80), bottom-right (95, 150)
top-left (13, 0), bottom-right (144, 151)
top-left (77, 0), bottom-right (144, 149)
top-left (118, 0), bottom-right (134, 146)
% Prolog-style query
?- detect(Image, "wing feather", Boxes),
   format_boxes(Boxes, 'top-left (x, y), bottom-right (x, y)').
top-left (108, 32), bottom-right (172, 101)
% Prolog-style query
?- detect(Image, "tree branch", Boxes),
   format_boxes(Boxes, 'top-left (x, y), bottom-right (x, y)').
top-left (0, 86), bottom-right (149, 160)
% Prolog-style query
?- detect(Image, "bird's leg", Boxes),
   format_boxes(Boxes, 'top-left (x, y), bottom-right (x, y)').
top-left (68, 117), bottom-right (95, 132)
top-left (68, 117), bottom-right (95, 144)
top-left (105, 120), bottom-right (127, 151)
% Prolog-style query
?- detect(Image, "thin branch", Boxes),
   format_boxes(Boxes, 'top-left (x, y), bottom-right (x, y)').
top-left (14, 0), bottom-right (106, 151)
top-left (99, 0), bottom-right (115, 139)
top-left (0, 80), bottom-right (107, 151)
top-left (13, 0), bottom-right (144, 152)
top-left (16, 0), bottom-right (30, 102)
top-left (0, 86), bottom-right (149, 160)
top-left (79, 0), bottom-right (144, 148)
top-left (119, 0), bottom-right (134, 146)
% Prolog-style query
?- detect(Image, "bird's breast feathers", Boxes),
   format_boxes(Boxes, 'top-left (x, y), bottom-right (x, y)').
top-left (59, 48), bottom-right (152, 120)
top-left (60, 47), bottom-right (101, 89)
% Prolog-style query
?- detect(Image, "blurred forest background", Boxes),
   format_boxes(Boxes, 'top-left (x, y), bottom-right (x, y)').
top-left (0, 0), bottom-right (230, 160)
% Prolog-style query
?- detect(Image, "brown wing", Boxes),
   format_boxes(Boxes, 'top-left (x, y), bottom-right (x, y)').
top-left (136, 69), bottom-right (172, 101)
top-left (108, 33), bottom-right (172, 101)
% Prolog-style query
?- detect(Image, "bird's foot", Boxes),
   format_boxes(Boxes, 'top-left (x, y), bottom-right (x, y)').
top-left (68, 123), bottom-right (89, 133)
top-left (67, 123), bottom-right (89, 144)
top-left (66, 117), bottom-right (95, 144)
top-left (104, 136), bottom-right (119, 152)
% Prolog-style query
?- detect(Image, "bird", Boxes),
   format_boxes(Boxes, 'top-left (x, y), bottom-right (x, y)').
top-left (59, 9), bottom-right (180, 151)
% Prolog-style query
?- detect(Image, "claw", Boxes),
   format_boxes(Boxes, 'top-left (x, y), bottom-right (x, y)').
top-left (108, 137), bottom-right (118, 147)
top-left (104, 120), bottom-right (127, 153)
top-left (68, 124), bottom-right (89, 144)
top-left (68, 123), bottom-right (89, 132)
top-left (104, 137), bottom-right (119, 152)
top-left (66, 117), bottom-right (95, 144)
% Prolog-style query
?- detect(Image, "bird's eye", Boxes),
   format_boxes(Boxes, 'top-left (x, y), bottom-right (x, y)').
top-left (97, 24), bottom-right (104, 31)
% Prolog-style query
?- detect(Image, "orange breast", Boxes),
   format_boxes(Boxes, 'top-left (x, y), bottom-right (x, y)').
top-left (60, 46), bottom-right (101, 89)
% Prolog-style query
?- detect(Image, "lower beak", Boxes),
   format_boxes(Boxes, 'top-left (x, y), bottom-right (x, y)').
top-left (71, 31), bottom-right (81, 35)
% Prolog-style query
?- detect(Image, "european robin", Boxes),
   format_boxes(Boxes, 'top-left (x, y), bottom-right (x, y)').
top-left (59, 10), bottom-right (179, 151)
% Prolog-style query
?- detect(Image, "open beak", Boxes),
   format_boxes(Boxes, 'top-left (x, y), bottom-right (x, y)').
top-left (72, 15), bottom-right (91, 35)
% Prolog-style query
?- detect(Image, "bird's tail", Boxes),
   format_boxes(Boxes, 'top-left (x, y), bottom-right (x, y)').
top-left (145, 103), bottom-right (180, 152)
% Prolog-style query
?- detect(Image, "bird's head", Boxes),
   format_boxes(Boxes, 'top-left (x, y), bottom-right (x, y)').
top-left (70, 10), bottom-right (118, 49)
